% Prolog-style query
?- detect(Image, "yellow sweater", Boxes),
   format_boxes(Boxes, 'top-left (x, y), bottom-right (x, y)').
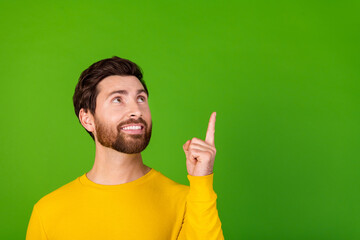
top-left (26, 168), bottom-right (224, 240)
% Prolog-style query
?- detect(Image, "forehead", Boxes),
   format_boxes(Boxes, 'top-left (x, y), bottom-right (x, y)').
top-left (97, 75), bottom-right (144, 96)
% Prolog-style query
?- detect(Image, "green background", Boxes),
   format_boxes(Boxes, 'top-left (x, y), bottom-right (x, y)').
top-left (1, 1), bottom-right (359, 239)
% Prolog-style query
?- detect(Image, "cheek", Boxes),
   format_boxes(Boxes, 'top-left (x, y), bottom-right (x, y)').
top-left (142, 108), bottom-right (151, 125)
top-left (140, 104), bottom-right (150, 114)
top-left (98, 115), bottom-right (118, 128)
top-left (146, 108), bottom-right (151, 117)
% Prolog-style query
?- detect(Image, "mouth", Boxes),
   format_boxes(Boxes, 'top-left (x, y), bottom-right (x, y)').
top-left (120, 124), bottom-right (145, 134)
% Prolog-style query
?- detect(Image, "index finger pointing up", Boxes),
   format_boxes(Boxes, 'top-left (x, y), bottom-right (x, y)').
top-left (205, 112), bottom-right (216, 146)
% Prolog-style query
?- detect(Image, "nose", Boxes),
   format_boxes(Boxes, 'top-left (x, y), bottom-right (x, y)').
top-left (128, 100), bottom-right (142, 118)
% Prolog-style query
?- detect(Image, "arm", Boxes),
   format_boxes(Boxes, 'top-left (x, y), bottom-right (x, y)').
top-left (178, 112), bottom-right (224, 239)
top-left (177, 174), bottom-right (224, 239)
top-left (26, 205), bottom-right (48, 240)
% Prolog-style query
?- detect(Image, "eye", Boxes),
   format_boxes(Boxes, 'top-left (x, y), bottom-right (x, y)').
top-left (112, 97), bottom-right (122, 103)
top-left (138, 96), bottom-right (146, 102)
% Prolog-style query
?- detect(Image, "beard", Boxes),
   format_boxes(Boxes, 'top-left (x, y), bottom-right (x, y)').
top-left (94, 117), bottom-right (152, 154)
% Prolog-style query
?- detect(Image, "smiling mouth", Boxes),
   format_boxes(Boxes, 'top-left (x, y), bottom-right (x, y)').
top-left (120, 125), bottom-right (144, 134)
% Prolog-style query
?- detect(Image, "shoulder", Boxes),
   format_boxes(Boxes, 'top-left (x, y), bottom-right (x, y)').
top-left (34, 176), bottom-right (82, 212)
top-left (151, 169), bottom-right (189, 197)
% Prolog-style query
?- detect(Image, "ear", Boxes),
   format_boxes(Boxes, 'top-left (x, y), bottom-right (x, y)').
top-left (79, 108), bottom-right (95, 133)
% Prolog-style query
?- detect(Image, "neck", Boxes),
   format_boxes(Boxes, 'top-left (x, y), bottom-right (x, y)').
top-left (86, 142), bottom-right (151, 185)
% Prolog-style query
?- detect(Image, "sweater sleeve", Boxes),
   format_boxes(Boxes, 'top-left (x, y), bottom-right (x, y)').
top-left (26, 205), bottom-right (48, 240)
top-left (177, 174), bottom-right (224, 240)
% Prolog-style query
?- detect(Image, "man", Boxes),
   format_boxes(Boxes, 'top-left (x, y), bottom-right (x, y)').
top-left (26, 56), bottom-right (224, 240)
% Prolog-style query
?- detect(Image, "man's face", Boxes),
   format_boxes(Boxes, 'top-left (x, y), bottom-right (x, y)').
top-left (92, 75), bottom-right (152, 154)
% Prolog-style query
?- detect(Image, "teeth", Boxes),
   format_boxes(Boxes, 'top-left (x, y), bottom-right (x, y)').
top-left (122, 126), bottom-right (142, 130)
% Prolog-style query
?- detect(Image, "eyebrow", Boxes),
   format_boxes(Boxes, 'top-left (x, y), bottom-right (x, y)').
top-left (107, 89), bottom-right (147, 98)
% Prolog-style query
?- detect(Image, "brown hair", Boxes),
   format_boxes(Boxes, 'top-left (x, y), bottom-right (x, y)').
top-left (73, 56), bottom-right (149, 140)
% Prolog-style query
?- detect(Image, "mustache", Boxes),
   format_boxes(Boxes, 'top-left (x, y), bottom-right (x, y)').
top-left (117, 118), bottom-right (148, 130)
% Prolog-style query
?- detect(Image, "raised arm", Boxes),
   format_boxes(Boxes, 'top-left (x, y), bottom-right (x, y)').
top-left (178, 112), bottom-right (224, 239)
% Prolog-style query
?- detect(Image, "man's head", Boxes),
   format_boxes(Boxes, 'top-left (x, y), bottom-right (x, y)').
top-left (73, 56), bottom-right (152, 154)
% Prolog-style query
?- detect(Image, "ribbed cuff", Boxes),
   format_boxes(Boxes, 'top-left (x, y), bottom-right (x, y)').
top-left (187, 173), bottom-right (217, 201)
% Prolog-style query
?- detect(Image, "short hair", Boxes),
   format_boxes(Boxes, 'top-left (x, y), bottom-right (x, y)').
top-left (73, 56), bottom-right (149, 140)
